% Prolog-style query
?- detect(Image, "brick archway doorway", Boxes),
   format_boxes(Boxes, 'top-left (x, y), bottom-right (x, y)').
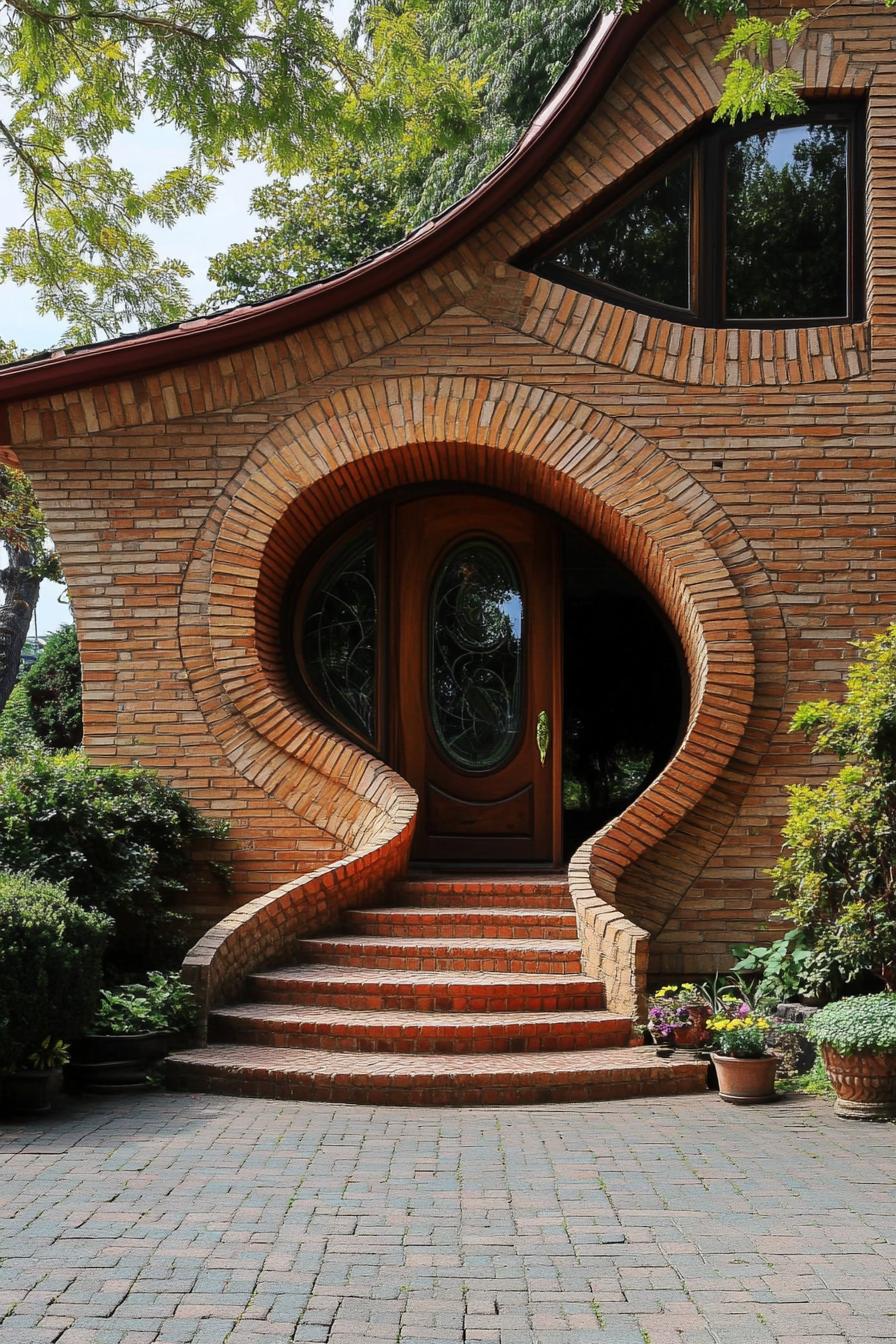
top-left (287, 485), bottom-right (686, 867)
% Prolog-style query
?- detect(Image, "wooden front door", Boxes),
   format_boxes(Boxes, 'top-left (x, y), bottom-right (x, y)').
top-left (390, 494), bottom-right (562, 864)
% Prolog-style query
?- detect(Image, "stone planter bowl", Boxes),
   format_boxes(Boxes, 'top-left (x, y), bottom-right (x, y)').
top-left (821, 1044), bottom-right (896, 1121)
top-left (711, 1052), bottom-right (778, 1104)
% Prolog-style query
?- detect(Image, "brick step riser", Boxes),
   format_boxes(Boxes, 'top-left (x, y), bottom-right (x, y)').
top-left (297, 944), bottom-right (583, 973)
top-left (208, 1018), bottom-right (631, 1054)
top-left (167, 1062), bottom-right (707, 1106)
top-left (247, 980), bottom-right (606, 1012)
top-left (387, 890), bottom-right (575, 910)
top-left (344, 912), bottom-right (577, 939)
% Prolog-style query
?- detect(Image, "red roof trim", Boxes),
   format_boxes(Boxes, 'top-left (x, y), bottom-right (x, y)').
top-left (0, 0), bottom-right (669, 407)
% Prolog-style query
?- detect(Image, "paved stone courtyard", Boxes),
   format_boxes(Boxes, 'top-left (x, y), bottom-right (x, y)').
top-left (1, 1090), bottom-right (895, 1344)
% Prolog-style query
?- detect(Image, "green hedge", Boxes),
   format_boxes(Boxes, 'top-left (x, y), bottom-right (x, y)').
top-left (0, 751), bottom-right (227, 967)
top-left (0, 872), bottom-right (111, 1071)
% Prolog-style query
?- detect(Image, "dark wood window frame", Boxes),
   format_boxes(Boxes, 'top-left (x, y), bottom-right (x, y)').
top-left (518, 100), bottom-right (866, 329)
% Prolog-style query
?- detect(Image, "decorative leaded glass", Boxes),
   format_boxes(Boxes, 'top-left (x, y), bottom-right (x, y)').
top-left (429, 540), bottom-right (523, 772)
top-left (302, 529), bottom-right (377, 742)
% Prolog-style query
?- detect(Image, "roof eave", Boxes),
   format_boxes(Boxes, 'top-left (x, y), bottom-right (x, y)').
top-left (0, 0), bottom-right (669, 411)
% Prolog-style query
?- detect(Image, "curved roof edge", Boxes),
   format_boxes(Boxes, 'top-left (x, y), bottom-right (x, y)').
top-left (0, 0), bottom-right (668, 408)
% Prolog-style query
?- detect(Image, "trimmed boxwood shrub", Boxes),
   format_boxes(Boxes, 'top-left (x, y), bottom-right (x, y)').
top-left (0, 872), bottom-right (111, 1071)
top-left (807, 994), bottom-right (896, 1056)
top-left (0, 751), bottom-right (227, 967)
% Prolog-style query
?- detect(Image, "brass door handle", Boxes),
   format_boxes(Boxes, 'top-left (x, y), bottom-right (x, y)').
top-left (536, 709), bottom-right (550, 766)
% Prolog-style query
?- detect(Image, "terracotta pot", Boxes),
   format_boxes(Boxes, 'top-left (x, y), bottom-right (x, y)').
top-left (673, 1005), bottom-right (709, 1050)
top-left (711, 1052), bottom-right (778, 1104)
top-left (821, 1045), bottom-right (896, 1121)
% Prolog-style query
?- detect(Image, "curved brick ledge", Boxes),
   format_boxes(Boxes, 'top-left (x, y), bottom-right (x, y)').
top-left (182, 810), bottom-right (415, 1036)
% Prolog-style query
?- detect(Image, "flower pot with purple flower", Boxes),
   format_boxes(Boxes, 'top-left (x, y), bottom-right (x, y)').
top-left (648, 984), bottom-right (709, 1051)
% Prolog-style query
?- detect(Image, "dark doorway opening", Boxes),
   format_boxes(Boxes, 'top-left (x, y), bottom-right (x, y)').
top-left (561, 524), bottom-right (687, 859)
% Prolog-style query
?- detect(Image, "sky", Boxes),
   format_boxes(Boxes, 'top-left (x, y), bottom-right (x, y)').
top-left (0, 0), bottom-right (354, 636)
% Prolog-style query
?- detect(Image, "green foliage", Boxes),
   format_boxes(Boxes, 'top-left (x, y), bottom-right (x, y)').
top-left (0, 750), bottom-right (227, 966)
top-left (774, 1054), bottom-right (834, 1096)
top-left (714, 11), bottom-right (811, 123)
top-left (0, 683), bottom-right (43, 760)
top-left (0, 467), bottom-right (61, 584)
top-left (807, 993), bottom-right (896, 1055)
top-left (0, 870), bottom-right (111, 1070)
top-left (15, 624), bottom-right (82, 750)
top-left (208, 0), bottom-right (611, 303)
top-left (771, 625), bottom-right (896, 990)
top-left (25, 1037), bottom-right (70, 1070)
top-left (92, 971), bottom-right (196, 1035)
top-left (730, 928), bottom-right (828, 1007)
top-left (0, 0), bottom-right (356, 341)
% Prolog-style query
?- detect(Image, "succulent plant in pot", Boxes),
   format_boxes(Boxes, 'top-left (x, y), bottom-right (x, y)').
top-left (707, 1001), bottom-right (778, 1103)
top-left (806, 993), bottom-right (896, 1120)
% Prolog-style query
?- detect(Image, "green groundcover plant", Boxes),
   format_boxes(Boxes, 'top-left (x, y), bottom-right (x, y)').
top-left (0, 750), bottom-right (227, 966)
top-left (0, 871), bottom-right (111, 1071)
top-left (92, 971), bottom-right (196, 1036)
top-left (807, 993), bottom-right (896, 1056)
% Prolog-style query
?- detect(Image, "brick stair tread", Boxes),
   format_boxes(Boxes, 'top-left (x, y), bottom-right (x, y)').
top-left (299, 936), bottom-right (579, 950)
top-left (251, 965), bottom-right (598, 987)
top-left (347, 906), bottom-right (575, 918)
top-left (166, 1037), bottom-right (709, 1102)
top-left (212, 1004), bottom-right (627, 1030)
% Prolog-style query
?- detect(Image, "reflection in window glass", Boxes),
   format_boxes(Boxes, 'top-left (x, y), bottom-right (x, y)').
top-left (726, 122), bottom-right (848, 320)
top-left (302, 530), bottom-right (377, 742)
top-left (542, 158), bottom-right (691, 309)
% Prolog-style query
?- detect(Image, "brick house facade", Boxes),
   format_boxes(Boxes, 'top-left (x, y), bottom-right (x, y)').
top-left (0, 0), bottom-right (891, 1100)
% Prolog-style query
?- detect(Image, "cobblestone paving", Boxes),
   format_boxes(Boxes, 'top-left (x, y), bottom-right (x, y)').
top-left (1, 1090), bottom-right (895, 1344)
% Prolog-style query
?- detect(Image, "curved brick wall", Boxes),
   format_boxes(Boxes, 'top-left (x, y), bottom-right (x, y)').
top-left (177, 373), bottom-right (757, 1017)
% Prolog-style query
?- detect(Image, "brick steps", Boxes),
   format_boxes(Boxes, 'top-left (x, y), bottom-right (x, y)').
top-left (167, 871), bottom-right (709, 1106)
top-left (295, 935), bottom-right (582, 973)
top-left (248, 966), bottom-right (607, 1012)
top-left (209, 1004), bottom-right (632, 1053)
top-left (391, 877), bottom-right (571, 909)
top-left (166, 1044), bottom-right (708, 1105)
top-left (343, 907), bottom-right (578, 939)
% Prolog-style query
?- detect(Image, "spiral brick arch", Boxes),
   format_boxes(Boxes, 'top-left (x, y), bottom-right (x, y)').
top-left (180, 374), bottom-right (757, 1018)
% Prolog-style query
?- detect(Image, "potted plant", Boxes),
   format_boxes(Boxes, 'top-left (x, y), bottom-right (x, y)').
top-left (651, 984), bottom-right (710, 1048)
top-left (806, 993), bottom-right (896, 1120)
top-left (646, 994), bottom-right (691, 1055)
top-left (68, 971), bottom-right (196, 1091)
top-left (708, 1002), bottom-right (778, 1103)
top-left (3, 1038), bottom-right (70, 1114)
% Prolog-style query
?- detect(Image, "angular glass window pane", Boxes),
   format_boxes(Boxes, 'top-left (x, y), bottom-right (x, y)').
top-left (541, 158), bottom-right (692, 309)
top-left (302, 530), bottom-right (376, 742)
top-left (429, 541), bottom-right (523, 772)
top-left (725, 122), bottom-right (849, 320)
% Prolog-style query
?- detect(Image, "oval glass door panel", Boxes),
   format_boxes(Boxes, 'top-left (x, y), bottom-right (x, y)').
top-left (429, 540), bottom-right (524, 771)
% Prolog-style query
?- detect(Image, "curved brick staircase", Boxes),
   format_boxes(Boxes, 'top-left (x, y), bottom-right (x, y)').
top-left (166, 875), bottom-right (708, 1104)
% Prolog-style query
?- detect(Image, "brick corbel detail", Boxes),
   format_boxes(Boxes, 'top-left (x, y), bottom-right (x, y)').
top-left (180, 374), bottom-right (756, 1027)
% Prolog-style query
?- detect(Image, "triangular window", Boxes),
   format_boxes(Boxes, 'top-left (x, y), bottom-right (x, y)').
top-left (536, 157), bottom-right (692, 312)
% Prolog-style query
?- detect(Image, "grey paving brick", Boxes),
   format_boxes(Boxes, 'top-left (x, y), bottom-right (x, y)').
top-left (1, 1092), bottom-right (896, 1343)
